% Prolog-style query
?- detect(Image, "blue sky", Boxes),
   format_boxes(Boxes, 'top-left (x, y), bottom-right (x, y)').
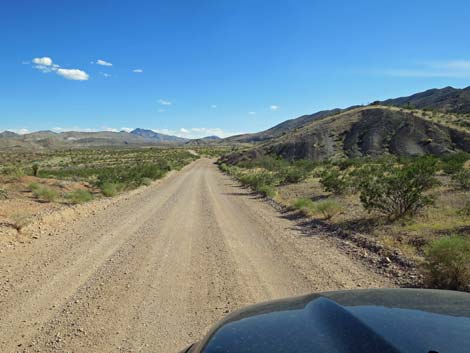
top-left (2, 0), bottom-right (470, 138)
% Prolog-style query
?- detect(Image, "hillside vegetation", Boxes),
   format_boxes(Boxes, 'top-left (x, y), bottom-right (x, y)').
top-left (223, 106), bottom-right (470, 164)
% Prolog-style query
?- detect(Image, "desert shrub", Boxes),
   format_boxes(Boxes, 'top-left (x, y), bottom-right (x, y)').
top-left (101, 182), bottom-right (119, 197)
top-left (2, 166), bottom-right (25, 179)
top-left (319, 167), bottom-right (351, 195)
top-left (292, 198), bottom-right (343, 219)
top-left (440, 152), bottom-right (470, 175)
top-left (10, 213), bottom-right (32, 232)
top-left (28, 182), bottom-right (40, 191)
top-left (359, 157), bottom-right (438, 220)
top-left (66, 189), bottom-right (93, 204)
top-left (258, 184), bottom-right (277, 198)
top-left (278, 166), bottom-right (308, 184)
top-left (238, 171), bottom-right (278, 190)
top-left (292, 198), bottom-right (316, 215)
top-left (0, 189), bottom-right (7, 200)
top-left (32, 186), bottom-right (59, 202)
top-left (314, 200), bottom-right (343, 220)
top-left (141, 177), bottom-right (153, 186)
top-left (423, 235), bottom-right (470, 290)
top-left (452, 168), bottom-right (470, 190)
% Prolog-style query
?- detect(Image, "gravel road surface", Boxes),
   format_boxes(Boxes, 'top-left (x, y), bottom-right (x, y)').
top-left (0, 158), bottom-right (392, 353)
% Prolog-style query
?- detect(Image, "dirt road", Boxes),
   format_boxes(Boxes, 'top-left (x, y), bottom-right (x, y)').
top-left (0, 158), bottom-right (392, 353)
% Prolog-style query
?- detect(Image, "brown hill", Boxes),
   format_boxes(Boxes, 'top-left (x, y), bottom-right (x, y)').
top-left (221, 106), bottom-right (470, 163)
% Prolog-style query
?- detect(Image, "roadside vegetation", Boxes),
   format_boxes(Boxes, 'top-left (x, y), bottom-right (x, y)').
top-left (219, 152), bottom-right (470, 291)
top-left (1, 148), bottom-right (199, 201)
top-left (0, 148), bottom-right (203, 235)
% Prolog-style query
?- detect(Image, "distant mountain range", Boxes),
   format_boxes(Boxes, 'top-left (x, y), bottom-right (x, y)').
top-left (3, 86), bottom-right (470, 156)
top-left (130, 128), bottom-right (188, 143)
top-left (0, 129), bottom-right (219, 150)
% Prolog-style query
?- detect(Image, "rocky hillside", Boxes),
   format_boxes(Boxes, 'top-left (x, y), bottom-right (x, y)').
top-left (225, 108), bottom-right (345, 143)
top-left (380, 86), bottom-right (470, 114)
top-left (222, 106), bottom-right (470, 163)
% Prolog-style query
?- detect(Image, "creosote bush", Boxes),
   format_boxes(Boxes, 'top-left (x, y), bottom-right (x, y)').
top-left (359, 157), bottom-right (438, 220)
top-left (319, 168), bottom-right (351, 195)
top-left (423, 235), bottom-right (470, 291)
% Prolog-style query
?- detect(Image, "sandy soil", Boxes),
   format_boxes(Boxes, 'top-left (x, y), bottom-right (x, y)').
top-left (0, 158), bottom-right (393, 353)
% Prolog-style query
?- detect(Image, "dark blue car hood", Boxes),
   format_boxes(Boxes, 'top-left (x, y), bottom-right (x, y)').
top-left (187, 289), bottom-right (470, 353)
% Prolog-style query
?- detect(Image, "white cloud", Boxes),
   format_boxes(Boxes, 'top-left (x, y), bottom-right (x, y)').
top-left (102, 126), bottom-right (119, 132)
top-left (158, 109), bottom-right (166, 113)
top-left (270, 105), bottom-right (279, 111)
top-left (32, 57), bottom-right (58, 73)
top-left (248, 111), bottom-right (256, 115)
top-left (133, 69), bottom-right (143, 73)
top-left (52, 127), bottom-right (97, 132)
top-left (96, 59), bottom-right (113, 66)
top-left (100, 72), bottom-right (111, 78)
top-left (153, 127), bottom-right (242, 139)
top-left (32, 57), bottom-right (53, 66)
top-left (380, 60), bottom-right (470, 78)
top-left (30, 56), bottom-right (89, 80)
top-left (56, 68), bottom-right (89, 81)
top-left (211, 104), bottom-right (217, 108)
top-left (158, 99), bottom-right (172, 105)
top-left (120, 127), bottom-right (133, 132)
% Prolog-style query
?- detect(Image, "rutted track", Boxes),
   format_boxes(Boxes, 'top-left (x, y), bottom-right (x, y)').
top-left (0, 158), bottom-right (392, 353)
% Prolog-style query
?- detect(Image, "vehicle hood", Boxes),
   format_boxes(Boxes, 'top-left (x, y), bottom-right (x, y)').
top-left (190, 289), bottom-right (470, 353)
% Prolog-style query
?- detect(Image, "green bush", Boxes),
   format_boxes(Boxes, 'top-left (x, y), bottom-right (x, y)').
top-left (2, 166), bottom-right (25, 179)
top-left (314, 200), bottom-right (343, 220)
top-left (359, 157), bottom-right (438, 220)
top-left (440, 152), bottom-right (470, 175)
top-left (101, 182), bottom-right (119, 197)
top-left (319, 168), bottom-right (351, 195)
top-left (32, 186), bottom-right (59, 202)
top-left (292, 198), bottom-right (316, 214)
top-left (258, 184), bottom-right (277, 198)
top-left (66, 189), bottom-right (93, 204)
top-left (292, 198), bottom-right (342, 219)
top-left (423, 236), bottom-right (470, 290)
top-left (28, 182), bottom-right (40, 191)
top-left (238, 171), bottom-right (278, 190)
top-left (141, 177), bottom-right (153, 186)
top-left (0, 189), bottom-right (7, 200)
top-left (278, 167), bottom-right (308, 184)
top-left (452, 168), bottom-right (470, 190)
